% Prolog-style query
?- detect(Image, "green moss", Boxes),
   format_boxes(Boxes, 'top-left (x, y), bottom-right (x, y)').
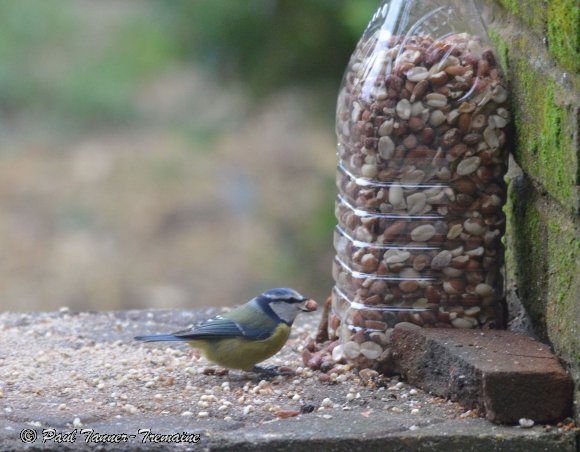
top-left (537, 85), bottom-right (570, 195)
top-left (546, 219), bottom-right (577, 305)
top-left (497, 0), bottom-right (519, 17)
top-left (511, 55), bottom-right (578, 213)
top-left (545, 217), bottom-right (580, 360)
top-left (488, 29), bottom-right (509, 77)
top-left (497, 0), bottom-right (546, 36)
top-left (507, 184), bottom-right (547, 330)
top-left (507, 179), bottom-right (580, 360)
top-left (547, 0), bottom-right (580, 72)
top-left (498, 0), bottom-right (578, 73)
top-left (503, 176), bottom-right (517, 283)
top-left (523, 0), bottom-right (547, 36)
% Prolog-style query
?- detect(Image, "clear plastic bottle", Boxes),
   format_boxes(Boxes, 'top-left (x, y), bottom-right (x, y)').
top-left (330, 0), bottom-right (509, 372)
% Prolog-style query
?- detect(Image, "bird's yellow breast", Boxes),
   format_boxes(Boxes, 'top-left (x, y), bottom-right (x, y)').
top-left (188, 324), bottom-right (291, 370)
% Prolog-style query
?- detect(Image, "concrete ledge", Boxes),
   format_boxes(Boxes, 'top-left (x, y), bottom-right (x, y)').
top-left (391, 326), bottom-right (574, 424)
top-left (0, 309), bottom-right (577, 450)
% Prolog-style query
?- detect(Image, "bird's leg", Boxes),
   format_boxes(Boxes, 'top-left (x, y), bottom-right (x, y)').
top-left (252, 364), bottom-right (280, 376)
top-left (251, 364), bottom-right (295, 377)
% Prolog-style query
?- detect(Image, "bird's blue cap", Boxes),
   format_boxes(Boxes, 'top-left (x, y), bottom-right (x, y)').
top-left (261, 288), bottom-right (307, 302)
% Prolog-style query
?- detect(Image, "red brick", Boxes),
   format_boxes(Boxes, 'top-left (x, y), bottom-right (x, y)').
top-left (391, 326), bottom-right (573, 424)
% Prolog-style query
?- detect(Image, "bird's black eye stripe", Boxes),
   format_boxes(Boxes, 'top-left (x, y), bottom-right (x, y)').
top-left (266, 297), bottom-right (305, 304)
top-left (281, 297), bottom-right (306, 304)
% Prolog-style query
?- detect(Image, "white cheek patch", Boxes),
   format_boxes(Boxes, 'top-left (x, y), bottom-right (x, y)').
top-left (270, 302), bottom-right (300, 324)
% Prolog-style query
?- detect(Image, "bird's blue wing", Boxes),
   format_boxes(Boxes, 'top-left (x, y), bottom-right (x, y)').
top-left (172, 316), bottom-right (272, 341)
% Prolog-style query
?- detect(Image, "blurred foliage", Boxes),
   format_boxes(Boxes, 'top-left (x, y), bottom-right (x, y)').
top-left (0, 1), bottom-right (71, 112)
top-left (0, 0), bottom-right (179, 128)
top-left (0, 0), bottom-right (381, 310)
top-left (56, 16), bottom-right (179, 122)
top-left (160, 0), bottom-right (377, 98)
top-left (0, 0), bottom-right (377, 128)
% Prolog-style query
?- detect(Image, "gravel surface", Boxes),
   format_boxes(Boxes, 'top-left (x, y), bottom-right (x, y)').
top-left (0, 309), bottom-right (467, 426)
top-left (0, 308), bottom-right (576, 451)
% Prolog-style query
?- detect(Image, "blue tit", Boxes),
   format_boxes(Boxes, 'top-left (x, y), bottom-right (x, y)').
top-left (135, 288), bottom-right (317, 373)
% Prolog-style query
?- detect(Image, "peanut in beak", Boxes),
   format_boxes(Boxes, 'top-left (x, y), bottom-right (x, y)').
top-left (301, 299), bottom-right (318, 312)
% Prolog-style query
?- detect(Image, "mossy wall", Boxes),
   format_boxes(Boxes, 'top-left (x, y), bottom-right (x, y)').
top-left (476, 0), bottom-right (580, 418)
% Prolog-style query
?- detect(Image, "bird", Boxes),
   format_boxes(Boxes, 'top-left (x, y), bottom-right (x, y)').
top-left (134, 288), bottom-right (317, 374)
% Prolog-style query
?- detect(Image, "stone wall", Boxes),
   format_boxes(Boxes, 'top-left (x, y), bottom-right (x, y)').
top-left (475, 0), bottom-right (579, 417)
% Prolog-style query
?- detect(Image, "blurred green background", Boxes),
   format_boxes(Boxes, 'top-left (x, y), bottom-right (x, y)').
top-left (0, 0), bottom-right (377, 311)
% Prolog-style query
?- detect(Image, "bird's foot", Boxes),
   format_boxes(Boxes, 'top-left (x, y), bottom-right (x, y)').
top-left (201, 367), bottom-right (229, 376)
top-left (251, 365), bottom-right (295, 378)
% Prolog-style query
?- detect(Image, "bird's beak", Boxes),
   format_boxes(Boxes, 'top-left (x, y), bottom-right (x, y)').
top-left (299, 298), bottom-right (318, 312)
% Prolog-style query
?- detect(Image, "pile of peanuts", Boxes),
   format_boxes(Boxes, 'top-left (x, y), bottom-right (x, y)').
top-left (330, 32), bottom-right (509, 372)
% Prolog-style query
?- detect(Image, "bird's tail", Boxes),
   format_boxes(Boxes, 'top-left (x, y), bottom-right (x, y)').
top-left (134, 334), bottom-right (185, 342)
